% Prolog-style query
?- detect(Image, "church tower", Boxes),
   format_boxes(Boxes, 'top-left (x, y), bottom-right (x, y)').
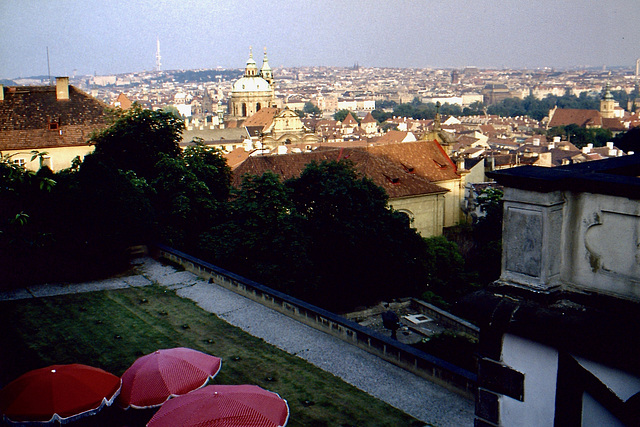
top-left (600, 83), bottom-right (616, 119)
top-left (260, 47), bottom-right (273, 86)
top-left (244, 47), bottom-right (259, 77)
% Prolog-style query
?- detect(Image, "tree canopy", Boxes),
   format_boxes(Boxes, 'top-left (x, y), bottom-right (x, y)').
top-left (3, 107), bottom-right (475, 315)
top-left (90, 106), bottom-right (183, 181)
top-left (199, 160), bottom-right (439, 312)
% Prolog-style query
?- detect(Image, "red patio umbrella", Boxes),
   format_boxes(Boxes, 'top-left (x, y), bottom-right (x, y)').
top-left (119, 347), bottom-right (222, 409)
top-left (147, 384), bottom-right (289, 427)
top-left (0, 364), bottom-right (121, 425)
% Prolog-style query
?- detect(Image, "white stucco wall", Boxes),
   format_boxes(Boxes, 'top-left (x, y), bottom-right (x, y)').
top-left (501, 187), bottom-right (640, 302)
top-left (500, 333), bottom-right (559, 427)
top-left (561, 191), bottom-right (640, 301)
top-left (5, 145), bottom-right (94, 172)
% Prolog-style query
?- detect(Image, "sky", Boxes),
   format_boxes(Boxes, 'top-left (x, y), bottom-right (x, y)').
top-left (1, 0), bottom-right (639, 79)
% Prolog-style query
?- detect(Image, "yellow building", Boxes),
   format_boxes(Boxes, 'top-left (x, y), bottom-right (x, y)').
top-left (243, 107), bottom-right (318, 148)
top-left (0, 77), bottom-right (109, 172)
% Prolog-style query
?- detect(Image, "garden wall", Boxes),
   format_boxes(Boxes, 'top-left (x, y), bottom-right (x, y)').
top-left (155, 244), bottom-right (477, 399)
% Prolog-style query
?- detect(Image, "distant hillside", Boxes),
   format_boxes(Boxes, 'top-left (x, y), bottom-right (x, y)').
top-left (161, 69), bottom-right (242, 83)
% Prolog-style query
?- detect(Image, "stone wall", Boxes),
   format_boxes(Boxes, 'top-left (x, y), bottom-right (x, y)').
top-left (155, 244), bottom-right (477, 399)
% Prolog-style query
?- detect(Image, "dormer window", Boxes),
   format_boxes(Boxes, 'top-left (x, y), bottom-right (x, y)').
top-left (384, 174), bottom-right (400, 185)
top-left (48, 122), bottom-right (59, 131)
top-left (433, 159), bottom-right (447, 169)
top-left (401, 163), bottom-right (415, 173)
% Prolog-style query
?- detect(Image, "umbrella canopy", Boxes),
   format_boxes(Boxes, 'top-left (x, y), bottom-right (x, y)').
top-left (0, 364), bottom-right (121, 425)
top-left (147, 385), bottom-right (289, 427)
top-left (119, 347), bottom-right (222, 409)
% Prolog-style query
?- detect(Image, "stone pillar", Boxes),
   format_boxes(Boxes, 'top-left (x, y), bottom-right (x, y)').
top-left (500, 187), bottom-right (565, 292)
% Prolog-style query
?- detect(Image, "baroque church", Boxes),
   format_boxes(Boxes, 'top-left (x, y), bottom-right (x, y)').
top-left (228, 48), bottom-right (275, 119)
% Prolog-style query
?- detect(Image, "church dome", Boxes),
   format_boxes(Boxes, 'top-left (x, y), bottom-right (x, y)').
top-left (232, 76), bottom-right (272, 93)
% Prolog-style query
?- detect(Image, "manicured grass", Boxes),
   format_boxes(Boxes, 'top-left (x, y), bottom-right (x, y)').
top-left (0, 285), bottom-right (424, 426)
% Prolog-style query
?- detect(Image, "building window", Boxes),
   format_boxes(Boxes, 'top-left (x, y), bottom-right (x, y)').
top-left (48, 122), bottom-right (59, 130)
top-left (13, 158), bottom-right (25, 166)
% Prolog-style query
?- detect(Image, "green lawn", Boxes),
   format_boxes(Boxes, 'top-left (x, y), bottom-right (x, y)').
top-left (0, 285), bottom-right (424, 426)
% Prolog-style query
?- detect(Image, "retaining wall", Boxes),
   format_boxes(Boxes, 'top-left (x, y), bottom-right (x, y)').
top-left (155, 244), bottom-right (477, 399)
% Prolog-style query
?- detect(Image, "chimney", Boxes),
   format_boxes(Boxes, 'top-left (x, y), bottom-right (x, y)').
top-left (606, 141), bottom-right (614, 149)
top-left (56, 77), bottom-right (70, 100)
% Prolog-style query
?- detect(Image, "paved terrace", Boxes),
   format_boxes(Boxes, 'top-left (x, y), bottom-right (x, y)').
top-left (1, 258), bottom-right (474, 427)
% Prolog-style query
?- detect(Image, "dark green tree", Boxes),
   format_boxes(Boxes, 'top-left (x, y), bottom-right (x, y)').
top-left (470, 187), bottom-right (504, 285)
top-left (199, 171), bottom-right (311, 294)
top-left (89, 106), bottom-right (183, 181)
top-left (286, 160), bottom-right (430, 311)
top-left (613, 127), bottom-right (640, 153)
top-left (422, 236), bottom-right (468, 306)
top-left (303, 101), bottom-right (321, 116)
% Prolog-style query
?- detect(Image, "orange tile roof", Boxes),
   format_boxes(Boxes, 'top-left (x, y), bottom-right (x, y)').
top-left (341, 112), bottom-right (358, 125)
top-left (548, 108), bottom-right (602, 128)
top-left (361, 112), bottom-right (377, 123)
top-left (367, 140), bottom-right (461, 182)
top-left (375, 130), bottom-right (411, 144)
top-left (242, 107), bottom-right (279, 129)
top-left (232, 147), bottom-right (448, 199)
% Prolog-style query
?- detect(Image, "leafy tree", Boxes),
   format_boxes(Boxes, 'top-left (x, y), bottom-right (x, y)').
top-left (422, 236), bottom-right (468, 305)
top-left (161, 105), bottom-right (181, 118)
top-left (375, 100), bottom-right (397, 110)
top-left (462, 101), bottom-right (485, 116)
top-left (199, 171), bottom-right (311, 294)
top-left (546, 125), bottom-right (613, 148)
top-left (371, 109), bottom-right (392, 123)
top-left (613, 127), bottom-right (640, 153)
top-left (303, 101), bottom-right (321, 116)
top-left (182, 140), bottom-right (231, 202)
top-left (470, 187), bottom-right (504, 285)
top-left (285, 160), bottom-right (430, 311)
top-left (89, 105), bottom-right (183, 181)
top-left (150, 142), bottom-right (231, 249)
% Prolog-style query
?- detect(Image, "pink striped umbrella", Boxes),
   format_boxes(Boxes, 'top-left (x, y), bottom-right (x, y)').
top-left (118, 347), bottom-right (222, 409)
top-left (147, 385), bottom-right (289, 427)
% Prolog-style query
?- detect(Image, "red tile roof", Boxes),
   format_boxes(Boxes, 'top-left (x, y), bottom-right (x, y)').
top-left (361, 112), bottom-right (377, 124)
top-left (548, 108), bottom-right (602, 128)
top-left (341, 112), bottom-right (358, 125)
top-left (242, 107), bottom-right (279, 130)
top-left (232, 147), bottom-right (448, 199)
top-left (367, 140), bottom-right (461, 182)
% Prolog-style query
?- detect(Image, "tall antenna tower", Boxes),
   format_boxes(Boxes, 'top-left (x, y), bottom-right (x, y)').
top-left (155, 37), bottom-right (162, 72)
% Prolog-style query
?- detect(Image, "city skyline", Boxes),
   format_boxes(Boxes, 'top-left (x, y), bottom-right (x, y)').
top-left (1, 0), bottom-right (639, 80)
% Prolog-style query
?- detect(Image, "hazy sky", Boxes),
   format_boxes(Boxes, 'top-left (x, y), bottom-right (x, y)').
top-left (1, 0), bottom-right (639, 79)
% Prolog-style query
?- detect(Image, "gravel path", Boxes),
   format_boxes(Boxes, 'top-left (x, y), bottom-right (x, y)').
top-left (2, 258), bottom-right (474, 426)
